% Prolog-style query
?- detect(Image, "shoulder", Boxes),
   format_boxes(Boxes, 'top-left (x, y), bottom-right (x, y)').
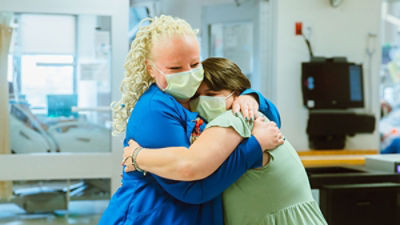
top-left (206, 110), bottom-right (251, 137)
top-left (134, 84), bottom-right (182, 118)
top-left (214, 110), bottom-right (241, 123)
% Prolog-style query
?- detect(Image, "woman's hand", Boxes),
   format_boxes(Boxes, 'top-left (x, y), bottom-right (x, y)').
top-left (121, 140), bottom-right (140, 173)
top-left (232, 94), bottom-right (259, 121)
top-left (252, 117), bottom-right (284, 151)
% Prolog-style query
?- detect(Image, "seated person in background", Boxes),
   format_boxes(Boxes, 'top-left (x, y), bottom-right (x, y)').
top-left (125, 57), bottom-right (328, 225)
top-left (381, 128), bottom-right (400, 154)
top-left (380, 100), bottom-right (400, 154)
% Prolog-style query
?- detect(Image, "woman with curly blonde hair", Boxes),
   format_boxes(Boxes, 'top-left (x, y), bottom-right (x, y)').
top-left (99, 15), bottom-right (282, 225)
top-left (111, 16), bottom-right (198, 136)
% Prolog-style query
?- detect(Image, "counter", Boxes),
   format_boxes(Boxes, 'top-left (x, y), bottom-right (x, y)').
top-left (297, 150), bottom-right (400, 225)
top-left (300, 150), bottom-right (400, 189)
top-left (297, 149), bottom-right (379, 167)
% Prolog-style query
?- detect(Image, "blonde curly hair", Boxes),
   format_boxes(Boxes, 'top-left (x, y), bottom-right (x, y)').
top-left (111, 15), bottom-right (198, 135)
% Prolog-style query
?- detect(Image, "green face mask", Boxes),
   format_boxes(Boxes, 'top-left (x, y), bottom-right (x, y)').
top-left (153, 64), bottom-right (204, 100)
top-left (189, 92), bottom-right (234, 122)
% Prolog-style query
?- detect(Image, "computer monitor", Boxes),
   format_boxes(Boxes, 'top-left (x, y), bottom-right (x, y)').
top-left (47, 94), bottom-right (78, 118)
top-left (301, 61), bottom-right (364, 109)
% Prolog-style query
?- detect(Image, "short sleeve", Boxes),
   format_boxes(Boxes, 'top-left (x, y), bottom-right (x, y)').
top-left (206, 110), bottom-right (252, 138)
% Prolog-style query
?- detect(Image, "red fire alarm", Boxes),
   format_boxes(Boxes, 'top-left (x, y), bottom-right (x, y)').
top-left (295, 22), bottom-right (302, 35)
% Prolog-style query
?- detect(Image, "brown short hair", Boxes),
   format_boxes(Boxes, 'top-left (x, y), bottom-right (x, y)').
top-left (201, 57), bottom-right (251, 95)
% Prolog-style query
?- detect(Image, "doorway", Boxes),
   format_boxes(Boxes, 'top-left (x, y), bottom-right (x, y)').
top-left (380, 0), bottom-right (400, 154)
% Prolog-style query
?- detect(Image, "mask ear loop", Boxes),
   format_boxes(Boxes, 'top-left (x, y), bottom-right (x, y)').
top-left (225, 92), bottom-right (235, 100)
top-left (150, 62), bottom-right (165, 75)
top-left (149, 62), bottom-right (168, 91)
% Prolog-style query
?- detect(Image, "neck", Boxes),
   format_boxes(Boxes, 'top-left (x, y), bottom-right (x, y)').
top-left (178, 98), bottom-right (190, 110)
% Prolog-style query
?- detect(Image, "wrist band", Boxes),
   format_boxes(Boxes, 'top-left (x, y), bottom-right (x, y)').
top-left (132, 146), bottom-right (146, 175)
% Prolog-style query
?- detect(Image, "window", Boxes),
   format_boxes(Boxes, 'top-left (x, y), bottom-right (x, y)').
top-left (20, 55), bottom-right (74, 109)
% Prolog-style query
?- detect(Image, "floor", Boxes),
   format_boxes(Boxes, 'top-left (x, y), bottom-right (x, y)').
top-left (0, 200), bottom-right (108, 225)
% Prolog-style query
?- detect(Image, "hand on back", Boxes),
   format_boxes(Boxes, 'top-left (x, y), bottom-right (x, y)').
top-left (232, 95), bottom-right (259, 121)
top-left (121, 140), bottom-right (140, 173)
top-left (252, 117), bottom-right (284, 151)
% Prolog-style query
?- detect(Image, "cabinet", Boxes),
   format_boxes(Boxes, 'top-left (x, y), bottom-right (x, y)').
top-left (320, 183), bottom-right (400, 225)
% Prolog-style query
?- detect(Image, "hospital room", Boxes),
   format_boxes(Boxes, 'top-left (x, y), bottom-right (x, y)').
top-left (0, 0), bottom-right (399, 224)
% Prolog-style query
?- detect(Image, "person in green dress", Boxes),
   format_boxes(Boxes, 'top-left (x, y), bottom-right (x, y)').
top-left (124, 57), bottom-right (328, 225)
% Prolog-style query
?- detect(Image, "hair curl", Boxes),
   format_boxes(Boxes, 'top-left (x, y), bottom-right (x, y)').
top-left (111, 15), bottom-right (198, 135)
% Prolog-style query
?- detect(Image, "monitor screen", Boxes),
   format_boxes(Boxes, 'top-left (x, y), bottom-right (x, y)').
top-left (349, 65), bottom-right (363, 102)
top-left (47, 94), bottom-right (78, 118)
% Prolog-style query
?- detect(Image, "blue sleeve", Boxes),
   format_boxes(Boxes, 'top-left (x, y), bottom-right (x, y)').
top-left (124, 96), bottom-right (189, 148)
top-left (128, 93), bottom-right (263, 204)
top-left (381, 137), bottom-right (400, 154)
top-left (241, 88), bottom-right (281, 128)
top-left (153, 136), bottom-right (262, 204)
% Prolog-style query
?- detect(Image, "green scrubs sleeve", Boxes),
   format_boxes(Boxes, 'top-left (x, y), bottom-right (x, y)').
top-left (205, 110), bottom-right (266, 138)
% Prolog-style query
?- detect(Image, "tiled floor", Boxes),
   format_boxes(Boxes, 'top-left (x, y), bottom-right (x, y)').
top-left (0, 200), bottom-right (108, 225)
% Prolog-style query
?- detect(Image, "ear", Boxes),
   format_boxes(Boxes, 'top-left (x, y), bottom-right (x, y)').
top-left (145, 60), bottom-right (156, 78)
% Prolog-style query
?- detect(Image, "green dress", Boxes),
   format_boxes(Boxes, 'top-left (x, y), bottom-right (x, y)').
top-left (206, 110), bottom-right (328, 225)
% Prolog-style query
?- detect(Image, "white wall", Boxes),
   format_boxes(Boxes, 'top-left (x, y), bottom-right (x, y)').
top-left (160, 0), bottom-right (382, 151)
top-left (160, 0), bottom-right (230, 30)
top-left (275, 0), bottom-right (381, 150)
top-left (160, 0), bottom-right (202, 29)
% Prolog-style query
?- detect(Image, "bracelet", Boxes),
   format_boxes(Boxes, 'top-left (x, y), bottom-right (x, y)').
top-left (132, 146), bottom-right (147, 176)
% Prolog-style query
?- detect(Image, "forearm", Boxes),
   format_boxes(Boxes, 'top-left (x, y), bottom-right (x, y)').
top-left (135, 127), bottom-right (243, 181)
top-left (153, 135), bottom-right (263, 204)
top-left (136, 147), bottom-right (196, 181)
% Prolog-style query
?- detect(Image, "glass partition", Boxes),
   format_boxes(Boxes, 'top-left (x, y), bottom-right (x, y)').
top-left (7, 13), bottom-right (112, 154)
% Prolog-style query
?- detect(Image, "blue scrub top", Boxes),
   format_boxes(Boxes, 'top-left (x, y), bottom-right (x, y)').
top-left (99, 84), bottom-right (281, 225)
top-left (381, 136), bottom-right (400, 154)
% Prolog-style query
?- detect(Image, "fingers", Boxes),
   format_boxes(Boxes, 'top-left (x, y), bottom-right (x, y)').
top-left (248, 111), bottom-right (254, 121)
top-left (277, 134), bottom-right (284, 145)
top-left (122, 143), bottom-right (138, 173)
top-left (125, 165), bottom-right (135, 173)
top-left (232, 96), bottom-right (258, 121)
top-left (252, 117), bottom-right (284, 151)
top-left (265, 122), bottom-right (283, 148)
top-left (240, 104), bottom-right (250, 120)
top-left (121, 157), bottom-right (127, 166)
top-left (232, 102), bottom-right (240, 116)
top-left (254, 109), bottom-right (260, 119)
top-left (122, 146), bottom-right (132, 164)
top-left (241, 102), bottom-right (258, 121)
top-left (123, 159), bottom-right (136, 173)
top-left (251, 97), bottom-right (259, 115)
top-left (273, 127), bottom-right (284, 146)
top-left (248, 102), bottom-right (259, 121)
top-left (121, 156), bottom-right (132, 166)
